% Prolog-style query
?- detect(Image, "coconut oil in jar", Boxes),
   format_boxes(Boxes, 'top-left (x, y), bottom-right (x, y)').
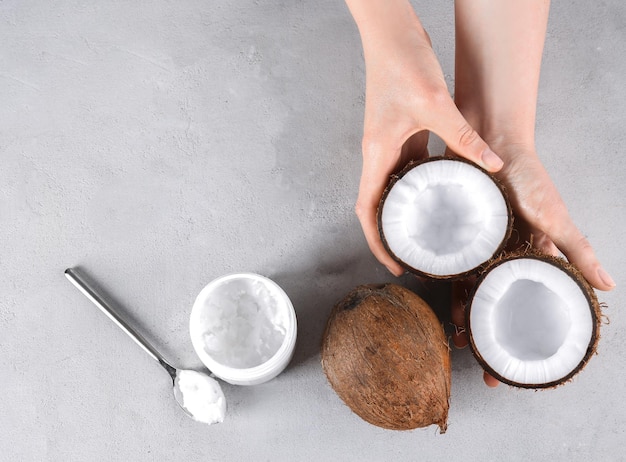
top-left (190, 273), bottom-right (297, 386)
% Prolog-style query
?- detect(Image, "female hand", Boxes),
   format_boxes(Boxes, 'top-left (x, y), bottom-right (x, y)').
top-left (448, 0), bottom-right (615, 387)
top-left (347, 0), bottom-right (504, 276)
top-left (450, 144), bottom-right (616, 387)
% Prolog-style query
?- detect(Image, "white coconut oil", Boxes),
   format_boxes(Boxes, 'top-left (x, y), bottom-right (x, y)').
top-left (176, 370), bottom-right (226, 425)
top-left (198, 277), bottom-right (289, 369)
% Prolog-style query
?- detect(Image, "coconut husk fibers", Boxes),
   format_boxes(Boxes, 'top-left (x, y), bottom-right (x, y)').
top-left (466, 249), bottom-right (602, 389)
top-left (321, 283), bottom-right (450, 433)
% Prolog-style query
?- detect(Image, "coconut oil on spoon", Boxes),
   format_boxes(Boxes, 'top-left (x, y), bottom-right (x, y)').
top-left (65, 268), bottom-right (226, 424)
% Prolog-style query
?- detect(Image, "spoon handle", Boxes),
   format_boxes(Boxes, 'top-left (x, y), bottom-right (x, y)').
top-left (65, 268), bottom-right (173, 373)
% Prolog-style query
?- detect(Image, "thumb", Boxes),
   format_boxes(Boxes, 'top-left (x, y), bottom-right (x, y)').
top-left (429, 102), bottom-right (504, 172)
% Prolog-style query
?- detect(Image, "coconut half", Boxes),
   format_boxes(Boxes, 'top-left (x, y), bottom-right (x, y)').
top-left (378, 156), bottom-right (512, 279)
top-left (467, 252), bottom-right (601, 388)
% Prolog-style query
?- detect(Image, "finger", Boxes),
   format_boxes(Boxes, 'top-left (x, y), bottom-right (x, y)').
top-left (506, 217), bottom-right (533, 252)
top-left (452, 278), bottom-right (500, 386)
top-left (483, 371), bottom-right (500, 388)
top-left (509, 218), bottom-right (560, 256)
top-left (355, 142), bottom-right (405, 277)
top-left (530, 229), bottom-right (559, 256)
top-left (548, 219), bottom-right (615, 291)
top-left (451, 278), bottom-right (474, 349)
top-left (428, 100), bottom-right (504, 172)
top-left (357, 204), bottom-right (404, 276)
top-left (400, 131), bottom-right (430, 165)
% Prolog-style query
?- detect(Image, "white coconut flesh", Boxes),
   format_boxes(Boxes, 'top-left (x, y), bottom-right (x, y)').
top-left (469, 258), bottom-right (593, 385)
top-left (381, 159), bottom-right (509, 276)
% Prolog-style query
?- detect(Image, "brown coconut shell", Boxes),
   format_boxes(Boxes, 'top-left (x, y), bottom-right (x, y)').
top-left (321, 283), bottom-right (451, 432)
top-left (377, 155), bottom-right (513, 280)
top-left (466, 249), bottom-right (602, 389)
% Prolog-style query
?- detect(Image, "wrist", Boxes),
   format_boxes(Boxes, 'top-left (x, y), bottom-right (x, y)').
top-left (455, 104), bottom-right (536, 157)
top-left (346, 0), bottom-right (430, 54)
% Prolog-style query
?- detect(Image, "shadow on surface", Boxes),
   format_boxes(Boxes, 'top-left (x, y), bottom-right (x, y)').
top-left (270, 245), bottom-right (455, 374)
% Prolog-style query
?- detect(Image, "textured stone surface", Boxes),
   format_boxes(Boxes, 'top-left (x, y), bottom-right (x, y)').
top-left (1, 1), bottom-right (624, 460)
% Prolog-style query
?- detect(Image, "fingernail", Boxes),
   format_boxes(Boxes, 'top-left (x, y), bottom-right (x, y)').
top-left (598, 267), bottom-right (616, 288)
top-left (481, 148), bottom-right (504, 171)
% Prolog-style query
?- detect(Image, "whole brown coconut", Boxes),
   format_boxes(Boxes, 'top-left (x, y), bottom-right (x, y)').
top-left (321, 284), bottom-right (451, 433)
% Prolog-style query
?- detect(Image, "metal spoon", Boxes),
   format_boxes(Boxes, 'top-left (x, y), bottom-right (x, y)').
top-left (64, 267), bottom-right (225, 424)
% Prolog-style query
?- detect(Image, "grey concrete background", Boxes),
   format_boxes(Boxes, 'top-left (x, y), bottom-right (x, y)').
top-left (1, 1), bottom-right (624, 461)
